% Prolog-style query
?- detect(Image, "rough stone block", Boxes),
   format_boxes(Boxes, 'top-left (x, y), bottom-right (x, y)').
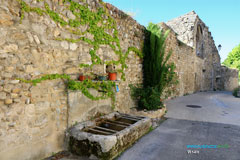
top-left (61, 41), bottom-right (69, 50)
top-left (5, 66), bottom-right (15, 72)
top-left (4, 85), bottom-right (14, 93)
top-left (10, 93), bottom-right (18, 99)
top-left (25, 65), bottom-right (34, 73)
top-left (64, 67), bottom-right (79, 74)
top-left (5, 99), bottom-right (13, 105)
top-left (0, 13), bottom-right (13, 26)
top-left (67, 112), bottom-right (151, 160)
top-left (69, 43), bottom-right (78, 51)
top-left (12, 88), bottom-right (21, 93)
top-left (32, 23), bottom-right (47, 35)
top-left (0, 92), bottom-right (7, 100)
top-left (9, 80), bottom-right (19, 84)
top-left (26, 32), bottom-right (34, 43)
top-left (3, 44), bottom-right (18, 53)
top-left (33, 35), bottom-right (41, 44)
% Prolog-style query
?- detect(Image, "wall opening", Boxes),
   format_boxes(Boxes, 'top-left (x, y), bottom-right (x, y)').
top-left (196, 25), bottom-right (204, 58)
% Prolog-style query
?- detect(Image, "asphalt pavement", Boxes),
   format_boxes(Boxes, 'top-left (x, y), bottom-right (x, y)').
top-left (117, 91), bottom-right (240, 160)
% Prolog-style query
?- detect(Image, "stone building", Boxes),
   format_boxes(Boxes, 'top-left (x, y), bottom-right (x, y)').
top-left (0, 1), bottom-right (238, 160)
top-left (159, 11), bottom-right (239, 94)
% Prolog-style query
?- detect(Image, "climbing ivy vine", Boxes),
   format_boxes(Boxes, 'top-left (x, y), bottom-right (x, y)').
top-left (18, 74), bottom-right (70, 86)
top-left (17, 0), bottom-right (143, 107)
top-left (18, 74), bottom-right (116, 108)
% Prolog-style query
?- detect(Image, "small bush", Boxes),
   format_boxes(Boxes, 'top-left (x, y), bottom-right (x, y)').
top-left (130, 85), bottom-right (163, 110)
top-left (233, 87), bottom-right (240, 97)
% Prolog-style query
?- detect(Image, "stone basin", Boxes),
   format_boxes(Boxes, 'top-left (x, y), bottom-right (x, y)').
top-left (67, 112), bottom-right (151, 159)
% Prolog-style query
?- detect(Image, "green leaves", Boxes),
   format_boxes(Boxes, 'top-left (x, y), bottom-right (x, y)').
top-left (17, 0), bottom-right (144, 108)
top-left (232, 87), bottom-right (240, 97)
top-left (130, 23), bottom-right (178, 110)
top-left (223, 43), bottom-right (240, 79)
top-left (19, 74), bottom-right (116, 108)
top-left (18, 74), bottom-right (70, 86)
top-left (68, 79), bottom-right (116, 108)
top-left (18, 0), bottom-right (143, 82)
top-left (45, 2), bottom-right (68, 26)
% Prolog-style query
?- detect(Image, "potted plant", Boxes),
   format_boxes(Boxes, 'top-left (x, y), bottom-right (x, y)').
top-left (106, 65), bottom-right (117, 81)
top-left (79, 74), bottom-right (86, 81)
top-left (79, 74), bottom-right (92, 81)
top-left (98, 75), bottom-right (107, 81)
top-left (92, 72), bottom-right (107, 81)
top-left (108, 71), bottom-right (117, 81)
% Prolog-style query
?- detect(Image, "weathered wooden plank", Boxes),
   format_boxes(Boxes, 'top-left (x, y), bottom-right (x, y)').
top-left (88, 128), bottom-right (112, 135)
top-left (94, 126), bottom-right (117, 133)
top-left (104, 122), bottom-right (127, 128)
top-left (107, 119), bottom-right (131, 126)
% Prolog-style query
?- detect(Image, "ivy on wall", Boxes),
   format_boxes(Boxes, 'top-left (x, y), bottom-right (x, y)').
top-left (18, 74), bottom-right (116, 108)
top-left (17, 0), bottom-right (143, 107)
top-left (18, 74), bottom-right (70, 86)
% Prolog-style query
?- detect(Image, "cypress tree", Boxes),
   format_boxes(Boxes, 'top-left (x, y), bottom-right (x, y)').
top-left (130, 23), bottom-right (178, 110)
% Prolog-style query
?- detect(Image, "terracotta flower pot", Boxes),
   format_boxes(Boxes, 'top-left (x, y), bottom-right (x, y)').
top-left (79, 75), bottom-right (86, 81)
top-left (108, 72), bottom-right (117, 81)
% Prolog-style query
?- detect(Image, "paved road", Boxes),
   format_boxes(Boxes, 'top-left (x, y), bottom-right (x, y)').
top-left (118, 91), bottom-right (240, 160)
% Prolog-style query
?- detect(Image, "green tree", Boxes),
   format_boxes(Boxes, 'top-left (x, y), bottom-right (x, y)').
top-left (222, 44), bottom-right (240, 79)
top-left (130, 23), bottom-right (178, 110)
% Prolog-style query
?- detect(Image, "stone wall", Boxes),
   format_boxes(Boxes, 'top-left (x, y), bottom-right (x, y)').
top-left (0, 0), bottom-right (144, 159)
top-left (0, 1), bottom-right (239, 160)
top-left (159, 21), bottom-right (216, 96)
top-left (159, 22), bottom-right (195, 96)
top-left (219, 66), bottom-right (239, 91)
top-left (160, 11), bottom-right (233, 95)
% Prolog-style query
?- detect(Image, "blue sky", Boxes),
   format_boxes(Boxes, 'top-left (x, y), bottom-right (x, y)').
top-left (104, 0), bottom-right (240, 62)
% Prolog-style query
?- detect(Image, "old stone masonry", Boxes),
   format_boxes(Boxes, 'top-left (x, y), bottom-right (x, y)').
top-left (0, 0), bottom-right (238, 160)
top-left (161, 11), bottom-right (238, 93)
